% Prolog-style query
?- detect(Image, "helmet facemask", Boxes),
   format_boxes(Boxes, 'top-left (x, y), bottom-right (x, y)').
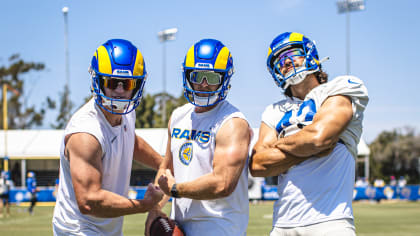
top-left (270, 44), bottom-right (319, 90)
top-left (183, 69), bottom-right (231, 107)
top-left (90, 68), bottom-right (146, 114)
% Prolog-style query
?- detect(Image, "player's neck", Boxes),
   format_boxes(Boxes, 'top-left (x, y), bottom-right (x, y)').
top-left (194, 103), bottom-right (218, 113)
top-left (100, 107), bottom-right (122, 127)
top-left (290, 75), bottom-right (320, 100)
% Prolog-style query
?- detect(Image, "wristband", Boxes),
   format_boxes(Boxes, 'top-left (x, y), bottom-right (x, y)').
top-left (170, 183), bottom-right (180, 198)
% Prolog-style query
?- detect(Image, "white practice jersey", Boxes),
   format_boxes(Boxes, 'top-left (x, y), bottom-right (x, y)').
top-left (52, 98), bottom-right (135, 236)
top-left (169, 101), bottom-right (250, 236)
top-left (262, 76), bottom-right (368, 227)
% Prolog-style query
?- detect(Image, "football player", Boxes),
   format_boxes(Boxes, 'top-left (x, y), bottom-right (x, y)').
top-left (146, 39), bottom-right (252, 236)
top-left (249, 32), bottom-right (369, 236)
top-left (26, 171), bottom-right (38, 215)
top-left (52, 39), bottom-right (163, 235)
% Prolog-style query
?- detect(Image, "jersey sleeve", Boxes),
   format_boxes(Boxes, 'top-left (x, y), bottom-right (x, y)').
top-left (64, 116), bottom-right (107, 158)
top-left (313, 76), bottom-right (369, 116)
top-left (261, 98), bottom-right (300, 136)
top-left (307, 76), bottom-right (369, 158)
top-left (261, 104), bottom-right (282, 131)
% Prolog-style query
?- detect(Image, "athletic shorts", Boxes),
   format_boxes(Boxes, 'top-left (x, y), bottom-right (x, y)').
top-left (0, 193), bottom-right (9, 202)
top-left (270, 218), bottom-right (356, 236)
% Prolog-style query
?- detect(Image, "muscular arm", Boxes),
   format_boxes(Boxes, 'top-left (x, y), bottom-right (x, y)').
top-left (249, 123), bottom-right (304, 177)
top-left (133, 135), bottom-right (163, 170)
top-left (250, 95), bottom-right (353, 177)
top-left (158, 118), bottom-right (251, 200)
top-left (67, 133), bottom-right (162, 218)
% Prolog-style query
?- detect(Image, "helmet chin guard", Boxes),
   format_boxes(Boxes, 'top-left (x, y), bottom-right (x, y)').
top-left (282, 66), bottom-right (318, 89)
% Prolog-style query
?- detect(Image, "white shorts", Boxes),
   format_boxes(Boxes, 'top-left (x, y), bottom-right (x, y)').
top-left (270, 218), bottom-right (356, 236)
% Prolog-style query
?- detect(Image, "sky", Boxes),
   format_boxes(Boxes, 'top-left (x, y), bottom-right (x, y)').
top-left (1, 0), bottom-right (420, 144)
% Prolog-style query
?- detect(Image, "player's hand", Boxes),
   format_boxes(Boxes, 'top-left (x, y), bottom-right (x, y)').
top-left (158, 169), bottom-right (175, 196)
top-left (143, 183), bottom-right (164, 209)
top-left (145, 208), bottom-right (167, 236)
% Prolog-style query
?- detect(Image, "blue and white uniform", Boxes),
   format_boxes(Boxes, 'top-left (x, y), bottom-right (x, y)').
top-left (169, 101), bottom-right (250, 236)
top-left (262, 76), bottom-right (369, 227)
top-left (27, 177), bottom-right (37, 194)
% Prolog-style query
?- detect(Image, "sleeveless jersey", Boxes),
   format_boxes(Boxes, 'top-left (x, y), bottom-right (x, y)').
top-left (262, 76), bottom-right (368, 227)
top-left (52, 98), bottom-right (135, 236)
top-left (169, 101), bottom-right (250, 236)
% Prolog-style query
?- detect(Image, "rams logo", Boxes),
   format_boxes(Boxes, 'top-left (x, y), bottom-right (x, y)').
top-left (179, 142), bottom-right (193, 165)
top-left (172, 128), bottom-right (211, 143)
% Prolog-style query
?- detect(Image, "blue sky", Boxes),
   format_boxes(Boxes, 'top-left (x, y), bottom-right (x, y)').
top-left (1, 0), bottom-right (419, 143)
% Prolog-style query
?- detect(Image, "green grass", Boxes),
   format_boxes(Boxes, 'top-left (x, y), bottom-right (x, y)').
top-left (0, 201), bottom-right (419, 235)
top-left (353, 201), bottom-right (420, 236)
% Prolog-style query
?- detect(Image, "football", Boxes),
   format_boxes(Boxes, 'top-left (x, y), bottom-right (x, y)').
top-left (149, 216), bottom-right (185, 236)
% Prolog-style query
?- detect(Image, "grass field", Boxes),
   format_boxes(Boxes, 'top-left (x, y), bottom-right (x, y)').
top-left (0, 201), bottom-right (419, 235)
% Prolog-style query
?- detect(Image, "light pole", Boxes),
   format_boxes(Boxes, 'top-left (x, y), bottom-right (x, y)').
top-left (336, 0), bottom-right (365, 75)
top-left (62, 6), bottom-right (70, 108)
top-left (2, 84), bottom-right (8, 173)
top-left (157, 28), bottom-right (178, 126)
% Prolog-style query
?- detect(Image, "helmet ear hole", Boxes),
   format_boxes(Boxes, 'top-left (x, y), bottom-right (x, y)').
top-left (185, 69), bottom-right (193, 81)
top-left (98, 76), bottom-right (105, 93)
top-left (130, 78), bottom-right (144, 99)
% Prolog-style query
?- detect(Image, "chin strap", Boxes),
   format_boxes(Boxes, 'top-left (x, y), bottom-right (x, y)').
top-left (192, 94), bottom-right (219, 106)
top-left (101, 96), bottom-right (130, 112)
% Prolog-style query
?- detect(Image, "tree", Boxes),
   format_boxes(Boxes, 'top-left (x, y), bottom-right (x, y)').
top-left (50, 85), bottom-right (74, 129)
top-left (135, 90), bottom-right (187, 128)
top-left (135, 93), bottom-right (156, 128)
top-left (0, 54), bottom-right (53, 129)
top-left (369, 127), bottom-right (420, 184)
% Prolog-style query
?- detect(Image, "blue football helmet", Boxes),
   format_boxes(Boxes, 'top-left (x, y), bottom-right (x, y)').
top-left (27, 171), bottom-right (35, 178)
top-left (182, 39), bottom-right (234, 107)
top-left (90, 39), bottom-right (147, 114)
top-left (267, 32), bottom-right (323, 89)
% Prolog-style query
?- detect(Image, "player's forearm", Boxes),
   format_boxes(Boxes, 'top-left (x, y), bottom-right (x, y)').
top-left (77, 189), bottom-right (155, 217)
top-left (274, 125), bottom-right (337, 158)
top-left (135, 154), bottom-right (162, 171)
top-left (249, 148), bottom-right (302, 177)
top-left (133, 136), bottom-right (163, 170)
top-left (176, 173), bottom-right (239, 200)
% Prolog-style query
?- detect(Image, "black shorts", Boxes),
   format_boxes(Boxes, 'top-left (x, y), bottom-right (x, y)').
top-left (0, 193), bottom-right (9, 202)
top-left (30, 193), bottom-right (37, 202)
